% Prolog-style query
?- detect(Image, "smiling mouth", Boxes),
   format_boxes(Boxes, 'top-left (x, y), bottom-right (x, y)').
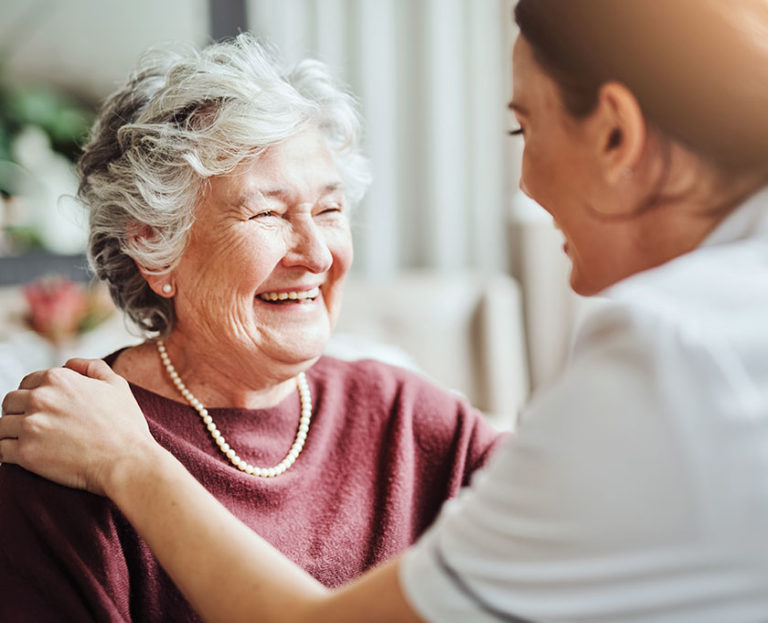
top-left (257, 286), bottom-right (321, 304)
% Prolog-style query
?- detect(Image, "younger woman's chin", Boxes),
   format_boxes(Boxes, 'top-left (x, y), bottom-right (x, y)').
top-left (568, 270), bottom-right (611, 297)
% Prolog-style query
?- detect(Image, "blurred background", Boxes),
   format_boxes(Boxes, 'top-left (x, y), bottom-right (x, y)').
top-left (0, 0), bottom-right (595, 427)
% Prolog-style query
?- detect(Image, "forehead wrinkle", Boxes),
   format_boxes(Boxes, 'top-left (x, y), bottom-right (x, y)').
top-left (322, 181), bottom-right (344, 194)
top-left (259, 188), bottom-right (291, 199)
top-left (216, 182), bottom-right (264, 208)
top-left (246, 180), bottom-right (345, 203)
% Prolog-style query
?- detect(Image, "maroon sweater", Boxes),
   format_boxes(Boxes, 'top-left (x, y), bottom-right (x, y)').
top-left (0, 355), bottom-right (502, 622)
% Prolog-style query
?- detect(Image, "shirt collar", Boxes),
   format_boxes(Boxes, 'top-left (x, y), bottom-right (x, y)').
top-left (700, 184), bottom-right (768, 249)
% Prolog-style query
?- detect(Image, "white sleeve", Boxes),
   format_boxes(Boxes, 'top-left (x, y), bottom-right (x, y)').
top-left (399, 304), bottom-right (758, 623)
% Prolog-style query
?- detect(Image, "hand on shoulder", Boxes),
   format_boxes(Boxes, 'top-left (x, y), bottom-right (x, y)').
top-left (0, 358), bottom-right (159, 496)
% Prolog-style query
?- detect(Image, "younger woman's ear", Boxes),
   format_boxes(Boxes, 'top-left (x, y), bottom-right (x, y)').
top-left (594, 82), bottom-right (647, 185)
top-left (607, 128), bottom-right (622, 149)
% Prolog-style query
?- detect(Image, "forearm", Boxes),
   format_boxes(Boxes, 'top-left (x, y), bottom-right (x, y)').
top-left (105, 444), bottom-right (328, 623)
top-left (105, 444), bottom-right (423, 623)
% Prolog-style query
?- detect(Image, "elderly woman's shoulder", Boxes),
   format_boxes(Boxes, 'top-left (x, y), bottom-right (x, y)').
top-left (312, 354), bottom-right (443, 393)
top-left (311, 355), bottom-right (476, 416)
top-left (311, 356), bottom-right (500, 459)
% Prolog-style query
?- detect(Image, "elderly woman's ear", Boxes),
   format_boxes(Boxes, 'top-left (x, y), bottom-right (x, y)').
top-left (127, 224), bottom-right (176, 299)
top-left (134, 263), bottom-right (175, 299)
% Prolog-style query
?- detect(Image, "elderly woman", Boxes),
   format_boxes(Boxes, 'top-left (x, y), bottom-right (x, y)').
top-left (0, 36), bottom-right (501, 621)
top-left (5, 0), bottom-right (768, 620)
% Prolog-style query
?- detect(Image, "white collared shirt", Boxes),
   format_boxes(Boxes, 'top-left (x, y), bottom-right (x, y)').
top-left (400, 187), bottom-right (768, 622)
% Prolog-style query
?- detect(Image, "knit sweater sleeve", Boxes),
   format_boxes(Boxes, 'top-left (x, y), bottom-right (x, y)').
top-left (0, 463), bottom-right (132, 623)
top-left (321, 358), bottom-right (506, 528)
top-left (396, 367), bottom-right (507, 494)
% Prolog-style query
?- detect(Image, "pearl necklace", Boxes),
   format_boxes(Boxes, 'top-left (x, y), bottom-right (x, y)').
top-left (156, 340), bottom-right (311, 478)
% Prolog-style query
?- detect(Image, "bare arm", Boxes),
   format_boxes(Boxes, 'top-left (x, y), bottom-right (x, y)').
top-left (0, 359), bottom-right (423, 623)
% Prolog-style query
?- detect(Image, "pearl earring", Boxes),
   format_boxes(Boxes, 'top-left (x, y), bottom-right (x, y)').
top-left (162, 284), bottom-right (173, 295)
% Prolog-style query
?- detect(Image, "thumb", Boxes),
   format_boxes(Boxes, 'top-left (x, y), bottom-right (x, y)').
top-left (64, 358), bottom-right (118, 382)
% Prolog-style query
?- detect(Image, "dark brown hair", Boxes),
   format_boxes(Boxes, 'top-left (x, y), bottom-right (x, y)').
top-left (514, 0), bottom-right (768, 172)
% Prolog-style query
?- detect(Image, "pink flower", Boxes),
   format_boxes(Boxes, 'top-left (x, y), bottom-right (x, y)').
top-left (24, 277), bottom-right (89, 343)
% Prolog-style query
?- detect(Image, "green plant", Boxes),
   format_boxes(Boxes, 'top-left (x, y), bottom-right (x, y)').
top-left (0, 3), bottom-right (95, 194)
top-left (0, 81), bottom-right (92, 163)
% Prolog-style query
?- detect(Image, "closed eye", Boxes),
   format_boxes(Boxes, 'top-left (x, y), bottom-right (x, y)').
top-left (508, 127), bottom-right (524, 136)
top-left (249, 210), bottom-right (277, 219)
top-left (318, 203), bottom-right (344, 215)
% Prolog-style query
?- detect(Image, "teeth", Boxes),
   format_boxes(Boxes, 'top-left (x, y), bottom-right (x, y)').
top-left (258, 287), bottom-right (320, 302)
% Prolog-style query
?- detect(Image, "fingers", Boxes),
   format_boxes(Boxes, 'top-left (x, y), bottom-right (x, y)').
top-left (18, 370), bottom-right (48, 390)
top-left (65, 358), bottom-right (118, 382)
top-left (0, 415), bottom-right (26, 465)
top-left (2, 389), bottom-right (30, 415)
top-left (0, 414), bottom-right (24, 439)
top-left (0, 438), bottom-right (19, 464)
top-left (18, 367), bottom-right (79, 390)
top-left (14, 362), bottom-right (118, 406)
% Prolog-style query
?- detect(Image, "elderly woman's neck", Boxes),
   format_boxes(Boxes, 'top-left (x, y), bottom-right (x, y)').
top-left (170, 337), bottom-right (307, 409)
top-left (115, 340), bottom-right (305, 410)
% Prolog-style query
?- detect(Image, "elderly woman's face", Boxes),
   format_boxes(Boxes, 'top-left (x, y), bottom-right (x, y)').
top-left (170, 129), bottom-right (352, 370)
